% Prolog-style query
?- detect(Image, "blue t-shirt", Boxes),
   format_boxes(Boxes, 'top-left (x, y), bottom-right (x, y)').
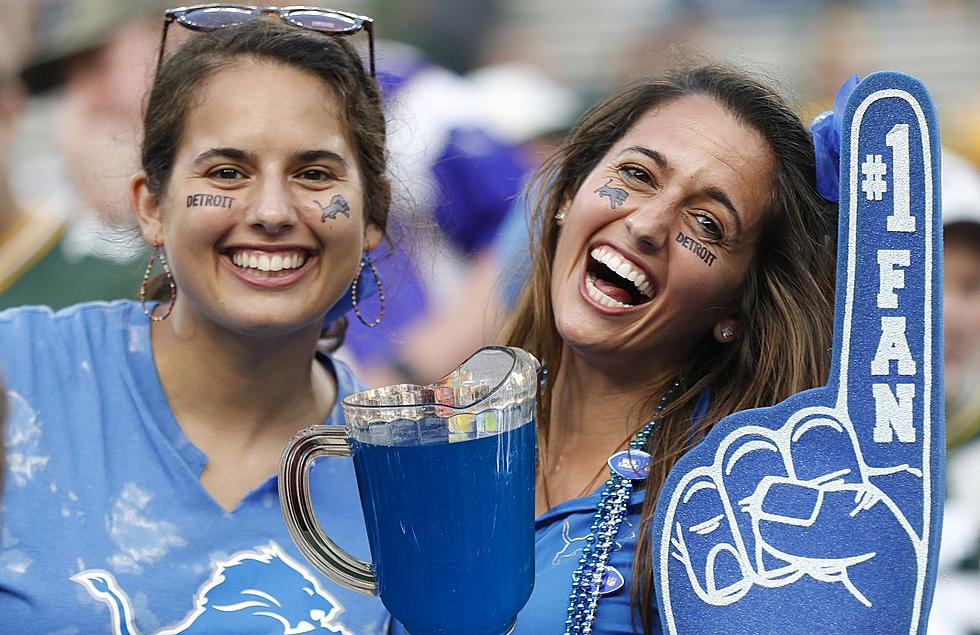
top-left (0, 301), bottom-right (389, 634)
top-left (514, 392), bottom-right (710, 634)
top-left (515, 484), bottom-right (663, 634)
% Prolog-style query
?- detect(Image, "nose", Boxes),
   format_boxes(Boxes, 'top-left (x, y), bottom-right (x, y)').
top-left (246, 179), bottom-right (297, 234)
top-left (624, 199), bottom-right (674, 252)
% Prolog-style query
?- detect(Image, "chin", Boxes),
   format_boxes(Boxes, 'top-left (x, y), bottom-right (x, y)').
top-left (212, 303), bottom-right (326, 339)
top-left (554, 314), bottom-right (611, 355)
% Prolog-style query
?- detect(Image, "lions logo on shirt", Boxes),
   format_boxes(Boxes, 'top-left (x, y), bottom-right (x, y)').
top-left (72, 542), bottom-right (352, 634)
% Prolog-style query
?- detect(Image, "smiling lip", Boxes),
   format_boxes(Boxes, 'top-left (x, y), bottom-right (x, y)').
top-left (580, 242), bottom-right (657, 313)
top-left (221, 246), bottom-right (318, 289)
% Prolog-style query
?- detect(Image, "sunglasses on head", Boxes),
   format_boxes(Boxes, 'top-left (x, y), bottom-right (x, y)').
top-left (157, 4), bottom-right (376, 76)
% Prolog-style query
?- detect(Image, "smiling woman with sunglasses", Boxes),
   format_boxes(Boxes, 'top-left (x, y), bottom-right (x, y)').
top-left (0, 11), bottom-right (394, 634)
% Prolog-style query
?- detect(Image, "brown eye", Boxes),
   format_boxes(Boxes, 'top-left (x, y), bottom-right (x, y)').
top-left (209, 167), bottom-right (244, 181)
top-left (694, 213), bottom-right (723, 240)
top-left (618, 164), bottom-right (652, 185)
top-left (298, 169), bottom-right (333, 182)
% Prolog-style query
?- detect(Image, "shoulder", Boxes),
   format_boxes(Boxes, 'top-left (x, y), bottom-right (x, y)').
top-left (0, 300), bottom-right (144, 379)
top-left (0, 299), bottom-right (141, 336)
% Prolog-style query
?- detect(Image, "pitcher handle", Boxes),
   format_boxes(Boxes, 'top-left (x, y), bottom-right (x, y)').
top-left (279, 425), bottom-right (377, 595)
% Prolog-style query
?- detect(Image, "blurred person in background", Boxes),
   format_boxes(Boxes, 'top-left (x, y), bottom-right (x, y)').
top-left (928, 150), bottom-right (980, 635)
top-left (1, 0), bottom-right (161, 309)
top-left (0, 1), bottom-right (34, 284)
top-left (357, 59), bottom-right (583, 385)
top-left (21, 0), bottom-right (163, 225)
top-left (942, 153), bottom-right (980, 449)
top-left (337, 41), bottom-right (534, 386)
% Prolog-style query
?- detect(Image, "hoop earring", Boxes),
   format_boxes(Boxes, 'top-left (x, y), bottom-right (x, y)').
top-left (351, 254), bottom-right (384, 328)
top-left (140, 245), bottom-right (177, 322)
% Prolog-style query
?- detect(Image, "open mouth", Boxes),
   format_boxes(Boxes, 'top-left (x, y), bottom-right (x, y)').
top-left (585, 246), bottom-right (655, 309)
top-left (226, 248), bottom-right (312, 277)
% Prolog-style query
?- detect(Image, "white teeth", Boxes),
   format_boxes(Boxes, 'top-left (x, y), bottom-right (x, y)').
top-left (585, 273), bottom-right (631, 308)
top-left (589, 246), bottom-right (653, 298)
top-left (230, 249), bottom-right (308, 273)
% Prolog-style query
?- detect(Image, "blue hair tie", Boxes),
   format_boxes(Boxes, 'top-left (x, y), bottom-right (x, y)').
top-left (809, 73), bottom-right (861, 203)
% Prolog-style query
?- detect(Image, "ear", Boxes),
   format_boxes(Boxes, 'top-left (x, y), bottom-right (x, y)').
top-left (713, 318), bottom-right (739, 344)
top-left (364, 222), bottom-right (383, 253)
top-left (130, 171), bottom-right (164, 246)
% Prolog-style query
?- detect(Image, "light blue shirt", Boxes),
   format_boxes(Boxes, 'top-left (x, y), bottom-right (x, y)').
top-left (0, 301), bottom-right (389, 634)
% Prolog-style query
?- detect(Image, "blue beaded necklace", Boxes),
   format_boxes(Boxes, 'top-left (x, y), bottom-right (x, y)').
top-left (564, 380), bottom-right (681, 634)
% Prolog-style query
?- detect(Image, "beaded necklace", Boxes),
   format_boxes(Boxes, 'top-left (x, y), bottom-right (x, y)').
top-left (564, 380), bottom-right (680, 634)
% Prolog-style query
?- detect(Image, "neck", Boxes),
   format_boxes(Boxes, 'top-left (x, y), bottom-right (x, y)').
top-left (536, 346), bottom-right (676, 511)
top-left (151, 311), bottom-right (333, 441)
top-left (549, 347), bottom-right (676, 442)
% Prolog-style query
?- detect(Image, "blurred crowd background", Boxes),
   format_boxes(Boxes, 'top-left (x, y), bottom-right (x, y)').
top-left (1, 0), bottom-right (980, 632)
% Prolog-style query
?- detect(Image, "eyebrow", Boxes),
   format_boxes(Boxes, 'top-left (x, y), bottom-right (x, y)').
top-left (617, 144), bottom-right (744, 238)
top-left (295, 150), bottom-right (348, 169)
top-left (618, 145), bottom-right (669, 170)
top-left (191, 148), bottom-right (349, 170)
top-left (191, 148), bottom-right (254, 168)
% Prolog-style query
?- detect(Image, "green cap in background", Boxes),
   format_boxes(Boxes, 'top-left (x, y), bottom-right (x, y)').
top-left (20, 0), bottom-right (168, 93)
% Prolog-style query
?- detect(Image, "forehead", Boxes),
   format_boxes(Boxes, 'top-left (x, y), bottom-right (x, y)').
top-left (178, 59), bottom-right (349, 153)
top-left (607, 95), bottom-right (775, 230)
top-left (610, 96), bottom-right (773, 174)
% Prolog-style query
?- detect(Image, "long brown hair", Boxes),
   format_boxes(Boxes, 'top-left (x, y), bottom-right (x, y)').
top-left (501, 65), bottom-right (837, 633)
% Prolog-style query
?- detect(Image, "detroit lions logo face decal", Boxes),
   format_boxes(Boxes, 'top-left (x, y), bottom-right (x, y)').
top-left (595, 178), bottom-right (629, 209)
top-left (316, 195), bottom-right (351, 223)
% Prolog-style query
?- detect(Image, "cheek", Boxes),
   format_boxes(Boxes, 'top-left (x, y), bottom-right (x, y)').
top-left (165, 207), bottom-right (232, 241)
top-left (668, 247), bottom-right (745, 311)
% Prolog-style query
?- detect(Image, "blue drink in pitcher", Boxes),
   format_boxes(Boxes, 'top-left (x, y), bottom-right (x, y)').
top-left (280, 347), bottom-right (540, 635)
top-left (352, 418), bottom-right (535, 634)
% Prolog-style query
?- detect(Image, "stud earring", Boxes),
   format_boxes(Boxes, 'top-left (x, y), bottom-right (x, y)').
top-left (554, 209), bottom-right (567, 224)
top-left (721, 325), bottom-right (735, 341)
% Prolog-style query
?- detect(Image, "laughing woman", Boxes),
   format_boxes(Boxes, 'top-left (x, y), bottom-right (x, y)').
top-left (0, 15), bottom-right (393, 634)
top-left (505, 67), bottom-right (837, 633)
